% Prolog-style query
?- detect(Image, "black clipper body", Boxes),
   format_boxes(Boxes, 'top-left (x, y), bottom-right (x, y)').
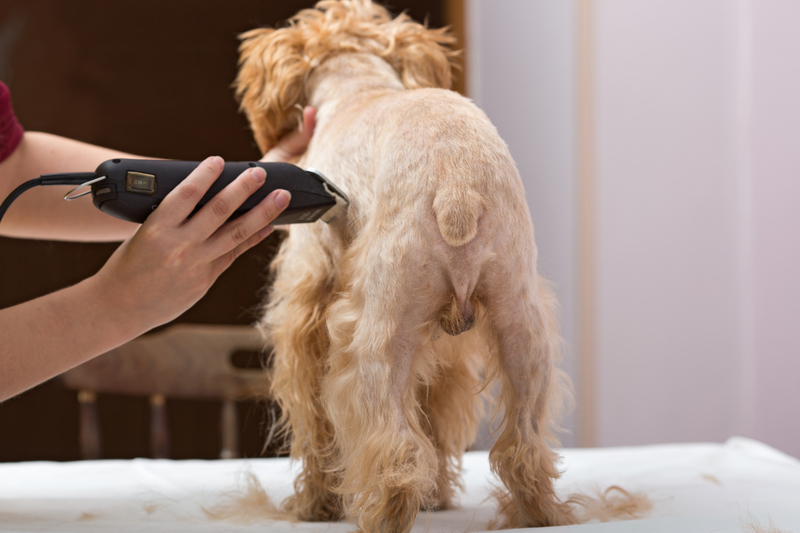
top-left (90, 159), bottom-right (348, 225)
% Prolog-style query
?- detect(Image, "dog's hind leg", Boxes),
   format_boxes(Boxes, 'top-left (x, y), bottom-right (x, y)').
top-left (423, 333), bottom-right (484, 510)
top-left (481, 261), bottom-right (577, 528)
top-left (323, 230), bottom-right (441, 533)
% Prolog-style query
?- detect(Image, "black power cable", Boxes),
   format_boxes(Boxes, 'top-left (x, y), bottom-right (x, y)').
top-left (0, 172), bottom-right (97, 225)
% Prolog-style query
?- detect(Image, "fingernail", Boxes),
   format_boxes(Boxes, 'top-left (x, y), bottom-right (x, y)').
top-left (211, 156), bottom-right (224, 169)
top-left (275, 190), bottom-right (291, 209)
top-left (259, 225), bottom-right (273, 238)
top-left (251, 167), bottom-right (266, 183)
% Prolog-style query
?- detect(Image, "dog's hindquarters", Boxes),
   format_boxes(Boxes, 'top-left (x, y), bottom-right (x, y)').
top-left (432, 187), bottom-right (576, 528)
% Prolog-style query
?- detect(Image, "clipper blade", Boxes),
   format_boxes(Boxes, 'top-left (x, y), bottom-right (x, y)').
top-left (306, 168), bottom-right (349, 223)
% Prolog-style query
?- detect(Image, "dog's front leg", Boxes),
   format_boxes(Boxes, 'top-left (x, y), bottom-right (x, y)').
top-left (323, 262), bottom-right (439, 533)
top-left (484, 266), bottom-right (576, 528)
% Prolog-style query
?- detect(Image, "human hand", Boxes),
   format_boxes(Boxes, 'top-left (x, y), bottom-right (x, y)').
top-left (260, 106), bottom-right (317, 162)
top-left (88, 156), bottom-right (290, 335)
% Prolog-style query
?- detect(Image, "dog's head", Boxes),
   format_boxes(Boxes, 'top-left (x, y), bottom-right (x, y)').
top-left (235, 0), bottom-right (458, 153)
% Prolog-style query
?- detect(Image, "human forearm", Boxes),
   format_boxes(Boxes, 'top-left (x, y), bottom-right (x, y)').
top-left (0, 131), bottom-right (142, 241)
top-left (0, 276), bottom-right (137, 401)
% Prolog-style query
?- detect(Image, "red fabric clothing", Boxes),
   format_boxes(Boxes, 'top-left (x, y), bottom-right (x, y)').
top-left (0, 81), bottom-right (24, 163)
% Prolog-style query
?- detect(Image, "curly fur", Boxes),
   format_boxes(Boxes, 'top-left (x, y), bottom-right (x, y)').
top-left (236, 0), bottom-right (457, 153)
top-left (237, 1), bottom-right (625, 531)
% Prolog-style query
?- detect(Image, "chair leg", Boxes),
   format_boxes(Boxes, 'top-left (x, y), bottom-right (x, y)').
top-left (219, 399), bottom-right (238, 459)
top-left (149, 394), bottom-right (170, 459)
top-left (77, 390), bottom-right (102, 460)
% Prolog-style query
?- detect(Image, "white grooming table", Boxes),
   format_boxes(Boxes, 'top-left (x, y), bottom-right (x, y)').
top-left (1, 437), bottom-right (798, 533)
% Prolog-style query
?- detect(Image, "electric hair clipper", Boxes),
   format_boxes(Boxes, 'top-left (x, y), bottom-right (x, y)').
top-left (0, 159), bottom-right (349, 226)
top-left (86, 159), bottom-right (348, 225)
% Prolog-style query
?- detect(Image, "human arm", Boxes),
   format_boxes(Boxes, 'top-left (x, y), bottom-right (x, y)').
top-left (0, 77), bottom-right (317, 399)
top-left (0, 157), bottom-right (290, 401)
top-left (0, 132), bottom-right (141, 241)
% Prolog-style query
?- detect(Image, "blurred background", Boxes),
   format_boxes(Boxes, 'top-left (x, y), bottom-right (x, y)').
top-left (1, 0), bottom-right (798, 461)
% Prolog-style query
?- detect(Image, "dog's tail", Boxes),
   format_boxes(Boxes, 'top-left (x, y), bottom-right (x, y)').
top-left (432, 186), bottom-right (483, 247)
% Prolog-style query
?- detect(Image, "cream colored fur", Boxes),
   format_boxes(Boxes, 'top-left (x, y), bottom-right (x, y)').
top-left (237, 1), bottom-right (588, 531)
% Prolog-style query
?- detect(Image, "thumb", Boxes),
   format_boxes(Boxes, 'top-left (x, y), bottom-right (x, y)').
top-left (260, 106), bottom-right (317, 163)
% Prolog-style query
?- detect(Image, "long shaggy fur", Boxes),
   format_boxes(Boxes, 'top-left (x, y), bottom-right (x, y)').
top-left (237, 1), bottom-right (642, 531)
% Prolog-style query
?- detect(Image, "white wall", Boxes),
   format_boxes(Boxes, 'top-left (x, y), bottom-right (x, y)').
top-left (468, 0), bottom-right (800, 457)
top-left (468, 0), bottom-right (578, 447)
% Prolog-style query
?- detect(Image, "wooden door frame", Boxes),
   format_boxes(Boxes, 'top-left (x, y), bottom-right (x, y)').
top-left (445, 0), bottom-right (467, 95)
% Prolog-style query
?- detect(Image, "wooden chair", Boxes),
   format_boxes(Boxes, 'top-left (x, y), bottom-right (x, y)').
top-left (58, 324), bottom-right (268, 460)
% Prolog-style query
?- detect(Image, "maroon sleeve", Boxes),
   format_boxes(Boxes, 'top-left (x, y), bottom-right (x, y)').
top-left (0, 81), bottom-right (24, 163)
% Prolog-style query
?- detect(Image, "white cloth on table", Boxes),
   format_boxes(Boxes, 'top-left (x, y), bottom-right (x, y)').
top-left (0, 437), bottom-right (798, 532)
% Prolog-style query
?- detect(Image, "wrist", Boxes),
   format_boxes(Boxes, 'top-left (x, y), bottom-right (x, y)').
top-left (79, 273), bottom-right (154, 346)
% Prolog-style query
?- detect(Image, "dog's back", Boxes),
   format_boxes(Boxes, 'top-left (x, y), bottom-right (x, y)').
top-left (303, 77), bottom-right (536, 337)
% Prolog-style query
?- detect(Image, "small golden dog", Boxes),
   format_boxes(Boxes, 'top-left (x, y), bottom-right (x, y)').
top-left (237, 1), bottom-right (575, 531)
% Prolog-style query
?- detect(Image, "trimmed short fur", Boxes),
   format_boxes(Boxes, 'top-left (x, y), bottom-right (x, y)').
top-left (238, 1), bottom-right (578, 531)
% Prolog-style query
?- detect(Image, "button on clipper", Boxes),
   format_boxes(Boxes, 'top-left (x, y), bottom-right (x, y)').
top-left (125, 171), bottom-right (157, 195)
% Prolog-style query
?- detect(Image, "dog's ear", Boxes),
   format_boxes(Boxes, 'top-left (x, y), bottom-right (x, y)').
top-left (236, 26), bottom-right (310, 154)
top-left (235, 0), bottom-right (459, 153)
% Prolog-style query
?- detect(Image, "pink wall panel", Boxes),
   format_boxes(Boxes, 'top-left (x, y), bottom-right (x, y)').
top-left (751, 0), bottom-right (800, 458)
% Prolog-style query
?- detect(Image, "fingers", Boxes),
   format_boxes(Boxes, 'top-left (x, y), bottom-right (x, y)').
top-left (188, 164), bottom-right (269, 239)
top-left (207, 188), bottom-right (291, 259)
top-left (260, 106), bottom-right (317, 163)
top-left (300, 105), bottom-right (317, 140)
top-left (153, 156), bottom-right (224, 224)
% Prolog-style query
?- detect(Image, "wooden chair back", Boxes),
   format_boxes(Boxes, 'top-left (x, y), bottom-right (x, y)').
top-left (58, 324), bottom-right (269, 460)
